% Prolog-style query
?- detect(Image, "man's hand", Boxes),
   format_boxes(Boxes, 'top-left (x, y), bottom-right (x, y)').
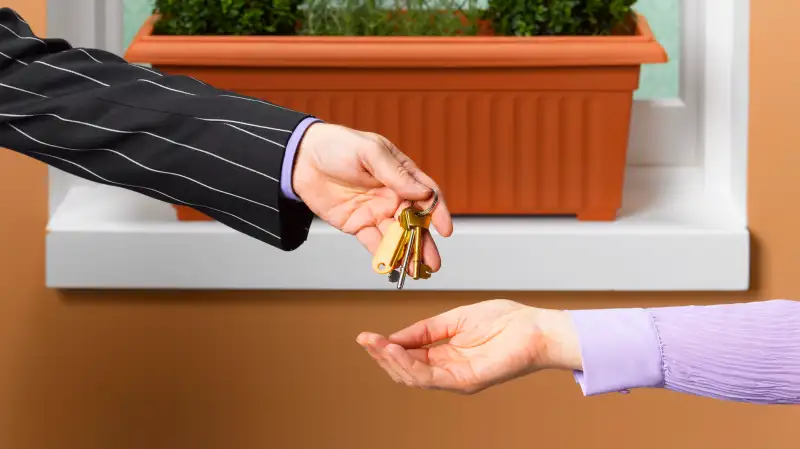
top-left (356, 300), bottom-right (583, 394)
top-left (293, 123), bottom-right (453, 271)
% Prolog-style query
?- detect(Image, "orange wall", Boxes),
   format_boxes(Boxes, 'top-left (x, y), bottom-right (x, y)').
top-left (1, 1), bottom-right (799, 448)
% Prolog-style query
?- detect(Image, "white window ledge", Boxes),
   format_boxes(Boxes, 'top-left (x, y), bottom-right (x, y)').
top-left (45, 167), bottom-right (749, 291)
top-left (44, 0), bottom-right (750, 291)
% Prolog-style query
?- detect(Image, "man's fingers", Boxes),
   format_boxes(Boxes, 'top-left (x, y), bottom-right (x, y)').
top-left (382, 144), bottom-right (453, 238)
top-left (388, 308), bottom-right (463, 348)
top-left (422, 231), bottom-right (441, 272)
top-left (362, 143), bottom-right (432, 201)
top-left (430, 202), bottom-right (454, 238)
top-left (358, 219), bottom-right (441, 275)
top-left (355, 227), bottom-right (384, 255)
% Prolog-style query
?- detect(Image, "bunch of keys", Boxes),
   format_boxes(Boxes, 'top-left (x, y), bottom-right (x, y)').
top-left (371, 191), bottom-right (439, 290)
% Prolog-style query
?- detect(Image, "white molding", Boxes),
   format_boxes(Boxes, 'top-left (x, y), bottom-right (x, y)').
top-left (43, 0), bottom-right (751, 291)
top-left (46, 0), bottom-right (123, 216)
top-left (46, 168), bottom-right (749, 291)
top-left (628, 0), bottom-right (702, 166)
top-left (702, 0), bottom-right (749, 226)
top-left (730, 0), bottom-right (750, 222)
top-left (103, 0), bottom-right (125, 57)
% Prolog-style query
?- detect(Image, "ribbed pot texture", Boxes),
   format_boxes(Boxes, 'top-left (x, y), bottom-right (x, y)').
top-left (127, 15), bottom-right (667, 221)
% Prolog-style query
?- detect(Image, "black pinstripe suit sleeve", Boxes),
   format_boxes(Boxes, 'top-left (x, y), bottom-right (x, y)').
top-left (0, 8), bottom-right (315, 251)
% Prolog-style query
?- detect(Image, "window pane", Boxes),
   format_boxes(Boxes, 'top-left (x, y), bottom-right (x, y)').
top-left (122, 0), bottom-right (680, 99)
top-left (635, 0), bottom-right (681, 99)
top-left (123, 0), bottom-right (153, 52)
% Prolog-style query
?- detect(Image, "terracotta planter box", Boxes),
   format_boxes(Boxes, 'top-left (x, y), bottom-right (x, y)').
top-left (126, 14), bottom-right (667, 221)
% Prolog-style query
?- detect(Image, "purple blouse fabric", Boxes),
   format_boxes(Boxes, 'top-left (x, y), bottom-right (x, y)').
top-left (569, 300), bottom-right (800, 404)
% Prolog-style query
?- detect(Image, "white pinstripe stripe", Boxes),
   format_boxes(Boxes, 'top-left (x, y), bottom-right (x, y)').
top-left (130, 64), bottom-right (163, 77)
top-left (0, 112), bottom-right (280, 182)
top-left (77, 48), bottom-right (102, 63)
top-left (28, 149), bottom-right (281, 240)
top-left (33, 60), bottom-right (110, 86)
top-left (0, 23), bottom-right (45, 46)
top-left (219, 94), bottom-right (295, 112)
top-left (201, 118), bottom-right (291, 134)
top-left (223, 123), bottom-right (285, 148)
top-left (0, 82), bottom-right (46, 98)
top-left (11, 9), bottom-right (28, 25)
top-left (37, 61), bottom-right (285, 136)
top-left (138, 80), bottom-right (292, 133)
top-left (138, 78), bottom-right (195, 96)
top-left (0, 50), bottom-right (26, 65)
top-left (9, 123), bottom-right (279, 213)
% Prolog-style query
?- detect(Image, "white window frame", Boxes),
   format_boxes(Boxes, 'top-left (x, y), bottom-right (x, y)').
top-left (42, 0), bottom-right (750, 291)
top-left (629, 0), bottom-right (701, 167)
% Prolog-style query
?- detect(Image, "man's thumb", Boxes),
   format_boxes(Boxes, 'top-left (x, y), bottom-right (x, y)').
top-left (365, 147), bottom-right (432, 200)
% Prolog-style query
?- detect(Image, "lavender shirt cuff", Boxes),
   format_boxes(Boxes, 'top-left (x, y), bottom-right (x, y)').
top-left (568, 308), bottom-right (664, 396)
top-left (281, 117), bottom-right (322, 202)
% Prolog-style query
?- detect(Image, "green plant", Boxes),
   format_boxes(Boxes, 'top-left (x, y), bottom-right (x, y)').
top-left (299, 0), bottom-right (483, 36)
top-left (150, 0), bottom-right (637, 37)
top-left (485, 0), bottom-right (637, 36)
top-left (153, 0), bottom-right (303, 35)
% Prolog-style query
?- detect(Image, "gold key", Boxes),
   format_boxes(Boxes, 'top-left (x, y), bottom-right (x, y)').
top-left (371, 191), bottom-right (440, 289)
top-left (372, 220), bottom-right (411, 275)
top-left (399, 207), bottom-right (432, 280)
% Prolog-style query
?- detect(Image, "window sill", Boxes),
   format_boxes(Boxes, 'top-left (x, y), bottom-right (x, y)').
top-left (45, 167), bottom-right (749, 291)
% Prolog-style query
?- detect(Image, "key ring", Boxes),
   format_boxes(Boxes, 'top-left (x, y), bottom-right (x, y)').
top-left (415, 190), bottom-right (439, 217)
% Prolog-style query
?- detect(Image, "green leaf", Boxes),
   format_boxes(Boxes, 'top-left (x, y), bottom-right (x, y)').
top-left (152, 0), bottom-right (636, 37)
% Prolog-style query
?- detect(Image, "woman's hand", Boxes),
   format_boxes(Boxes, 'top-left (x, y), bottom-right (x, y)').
top-left (293, 123), bottom-right (453, 271)
top-left (356, 300), bottom-right (583, 394)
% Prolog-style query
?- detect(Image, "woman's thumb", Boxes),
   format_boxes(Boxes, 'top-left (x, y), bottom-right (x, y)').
top-left (364, 146), bottom-right (432, 200)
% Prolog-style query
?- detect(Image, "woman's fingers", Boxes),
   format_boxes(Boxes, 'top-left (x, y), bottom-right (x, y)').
top-left (357, 333), bottom-right (409, 384)
top-left (387, 307), bottom-right (464, 348)
top-left (358, 333), bottom-right (469, 392)
top-left (364, 342), bottom-right (403, 383)
top-left (384, 342), bottom-right (464, 391)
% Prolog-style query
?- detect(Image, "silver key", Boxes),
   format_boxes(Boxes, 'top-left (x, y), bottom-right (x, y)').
top-left (396, 227), bottom-right (416, 290)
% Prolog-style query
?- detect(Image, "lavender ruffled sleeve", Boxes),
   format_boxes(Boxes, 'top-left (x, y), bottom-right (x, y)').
top-left (569, 300), bottom-right (800, 404)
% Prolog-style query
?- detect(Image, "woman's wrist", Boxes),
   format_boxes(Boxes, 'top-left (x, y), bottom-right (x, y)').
top-left (531, 308), bottom-right (583, 371)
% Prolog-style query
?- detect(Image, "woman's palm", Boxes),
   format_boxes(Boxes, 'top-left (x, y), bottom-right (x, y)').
top-left (427, 310), bottom-right (546, 391)
top-left (359, 300), bottom-right (553, 394)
